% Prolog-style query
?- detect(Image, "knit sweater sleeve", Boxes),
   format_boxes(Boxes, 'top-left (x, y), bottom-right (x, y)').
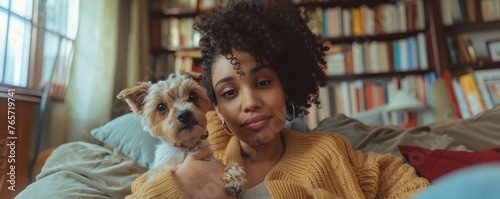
top-left (328, 133), bottom-right (430, 199)
top-left (357, 151), bottom-right (429, 199)
top-left (125, 169), bottom-right (188, 199)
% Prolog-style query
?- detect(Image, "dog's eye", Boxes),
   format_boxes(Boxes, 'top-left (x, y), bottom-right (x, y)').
top-left (157, 103), bottom-right (167, 113)
top-left (188, 92), bottom-right (198, 102)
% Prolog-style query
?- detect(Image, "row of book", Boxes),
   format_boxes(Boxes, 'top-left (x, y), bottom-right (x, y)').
top-left (150, 51), bottom-right (202, 79)
top-left (325, 33), bottom-right (429, 75)
top-left (440, 0), bottom-right (500, 25)
top-left (307, 72), bottom-right (437, 129)
top-left (149, 0), bottom-right (198, 13)
top-left (304, 0), bottom-right (426, 38)
top-left (444, 69), bottom-right (500, 119)
top-left (444, 33), bottom-right (477, 65)
top-left (150, 17), bottom-right (201, 50)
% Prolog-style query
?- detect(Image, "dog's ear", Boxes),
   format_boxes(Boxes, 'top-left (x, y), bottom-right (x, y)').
top-left (181, 70), bottom-right (203, 84)
top-left (117, 82), bottom-right (151, 114)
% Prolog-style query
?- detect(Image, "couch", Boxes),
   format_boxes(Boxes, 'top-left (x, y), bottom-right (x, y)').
top-left (16, 105), bottom-right (500, 198)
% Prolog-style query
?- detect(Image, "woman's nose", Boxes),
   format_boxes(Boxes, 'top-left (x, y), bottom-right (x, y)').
top-left (241, 88), bottom-right (262, 112)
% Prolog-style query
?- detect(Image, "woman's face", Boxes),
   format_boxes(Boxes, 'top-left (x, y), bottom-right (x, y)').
top-left (211, 50), bottom-right (287, 146)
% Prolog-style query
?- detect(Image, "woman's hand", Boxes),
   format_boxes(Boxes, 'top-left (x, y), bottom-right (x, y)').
top-left (174, 148), bottom-right (234, 199)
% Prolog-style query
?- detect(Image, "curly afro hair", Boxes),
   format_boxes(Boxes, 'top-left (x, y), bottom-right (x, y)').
top-left (193, 0), bottom-right (328, 119)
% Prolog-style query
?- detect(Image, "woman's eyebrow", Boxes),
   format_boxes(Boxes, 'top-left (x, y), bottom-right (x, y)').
top-left (250, 64), bottom-right (272, 74)
top-left (215, 64), bottom-right (272, 89)
top-left (214, 76), bottom-right (234, 89)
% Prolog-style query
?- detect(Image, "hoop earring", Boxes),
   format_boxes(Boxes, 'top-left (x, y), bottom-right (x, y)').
top-left (222, 120), bottom-right (233, 136)
top-left (286, 101), bottom-right (296, 121)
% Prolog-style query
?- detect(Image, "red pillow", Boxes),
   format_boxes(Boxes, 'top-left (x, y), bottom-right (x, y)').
top-left (398, 145), bottom-right (500, 182)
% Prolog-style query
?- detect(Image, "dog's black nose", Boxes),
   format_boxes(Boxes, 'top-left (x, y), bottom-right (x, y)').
top-left (177, 111), bottom-right (192, 124)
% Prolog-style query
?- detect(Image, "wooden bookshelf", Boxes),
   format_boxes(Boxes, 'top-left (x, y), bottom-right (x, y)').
top-left (431, 0), bottom-right (500, 119)
top-left (148, 0), bottom-right (206, 76)
top-left (436, 0), bottom-right (500, 71)
top-left (299, 0), bottom-right (437, 128)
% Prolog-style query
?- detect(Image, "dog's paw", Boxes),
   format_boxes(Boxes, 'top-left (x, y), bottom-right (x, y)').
top-left (223, 163), bottom-right (248, 195)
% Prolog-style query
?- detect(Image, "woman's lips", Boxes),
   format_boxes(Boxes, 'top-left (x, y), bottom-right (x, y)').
top-left (241, 115), bottom-right (273, 131)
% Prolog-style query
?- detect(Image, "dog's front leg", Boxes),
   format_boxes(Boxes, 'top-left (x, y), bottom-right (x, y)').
top-left (223, 163), bottom-right (247, 196)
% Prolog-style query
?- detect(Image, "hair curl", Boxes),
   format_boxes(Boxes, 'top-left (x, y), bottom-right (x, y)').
top-left (193, 0), bottom-right (328, 119)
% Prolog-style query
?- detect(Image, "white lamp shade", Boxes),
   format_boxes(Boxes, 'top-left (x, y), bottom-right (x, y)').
top-left (386, 90), bottom-right (425, 112)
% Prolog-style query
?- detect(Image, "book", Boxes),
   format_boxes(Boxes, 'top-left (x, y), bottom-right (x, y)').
top-left (456, 34), bottom-right (472, 63)
top-left (416, 33), bottom-right (429, 69)
top-left (365, 83), bottom-right (375, 110)
top-left (319, 86), bottom-right (332, 119)
top-left (441, 0), bottom-right (454, 26)
top-left (333, 83), bottom-right (342, 114)
top-left (459, 73), bottom-right (486, 115)
top-left (465, 39), bottom-right (477, 63)
top-left (464, 0), bottom-right (477, 23)
top-left (399, 39), bottom-right (409, 71)
top-left (351, 8), bottom-right (363, 36)
top-left (352, 42), bottom-right (364, 74)
top-left (363, 42), bottom-right (372, 73)
top-left (325, 53), bottom-right (346, 75)
top-left (370, 41), bottom-right (380, 73)
top-left (415, 0), bottom-right (426, 30)
top-left (445, 34), bottom-right (459, 64)
top-left (342, 8), bottom-right (352, 36)
top-left (340, 81), bottom-right (352, 115)
top-left (378, 42), bottom-right (390, 72)
top-left (451, 0), bottom-right (465, 23)
top-left (452, 78), bottom-right (471, 118)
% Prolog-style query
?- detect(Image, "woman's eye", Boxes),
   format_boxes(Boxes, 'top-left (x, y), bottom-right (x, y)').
top-left (257, 80), bottom-right (271, 87)
top-left (188, 92), bottom-right (198, 102)
top-left (222, 90), bottom-right (237, 98)
top-left (157, 103), bottom-right (168, 113)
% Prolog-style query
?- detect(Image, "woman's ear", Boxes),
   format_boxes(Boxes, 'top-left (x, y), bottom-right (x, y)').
top-left (213, 103), bottom-right (225, 122)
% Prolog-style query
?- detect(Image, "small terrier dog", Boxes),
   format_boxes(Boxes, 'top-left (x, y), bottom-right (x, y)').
top-left (117, 70), bottom-right (247, 196)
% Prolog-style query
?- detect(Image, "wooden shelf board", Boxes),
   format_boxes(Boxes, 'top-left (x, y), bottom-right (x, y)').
top-left (150, 9), bottom-right (198, 18)
top-left (450, 61), bottom-right (500, 72)
top-left (327, 69), bottom-right (434, 81)
top-left (151, 47), bottom-right (201, 54)
top-left (322, 30), bottom-right (425, 44)
top-left (295, 0), bottom-right (392, 8)
top-left (444, 20), bottom-right (500, 34)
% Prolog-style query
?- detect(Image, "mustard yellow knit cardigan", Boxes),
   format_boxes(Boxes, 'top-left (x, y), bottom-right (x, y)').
top-left (126, 112), bottom-right (429, 198)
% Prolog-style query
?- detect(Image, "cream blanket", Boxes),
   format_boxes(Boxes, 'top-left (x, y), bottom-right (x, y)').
top-left (16, 142), bottom-right (146, 199)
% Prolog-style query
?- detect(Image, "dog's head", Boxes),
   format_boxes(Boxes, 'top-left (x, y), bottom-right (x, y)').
top-left (117, 70), bottom-right (210, 145)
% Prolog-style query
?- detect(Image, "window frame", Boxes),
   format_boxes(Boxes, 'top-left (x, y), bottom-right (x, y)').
top-left (0, 0), bottom-right (78, 102)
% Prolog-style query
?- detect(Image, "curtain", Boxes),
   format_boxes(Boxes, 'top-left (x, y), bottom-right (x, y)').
top-left (44, 0), bottom-right (150, 150)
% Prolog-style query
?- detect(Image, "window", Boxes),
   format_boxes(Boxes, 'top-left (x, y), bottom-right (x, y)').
top-left (0, 0), bottom-right (78, 99)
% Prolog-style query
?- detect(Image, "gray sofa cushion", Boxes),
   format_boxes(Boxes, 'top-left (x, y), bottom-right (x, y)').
top-left (429, 105), bottom-right (500, 151)
top-left (314, 114), bottom-right (471, 158)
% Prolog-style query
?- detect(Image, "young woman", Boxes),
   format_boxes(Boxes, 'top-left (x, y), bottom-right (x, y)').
top-left (127, 1), bottom-right (429, 198)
